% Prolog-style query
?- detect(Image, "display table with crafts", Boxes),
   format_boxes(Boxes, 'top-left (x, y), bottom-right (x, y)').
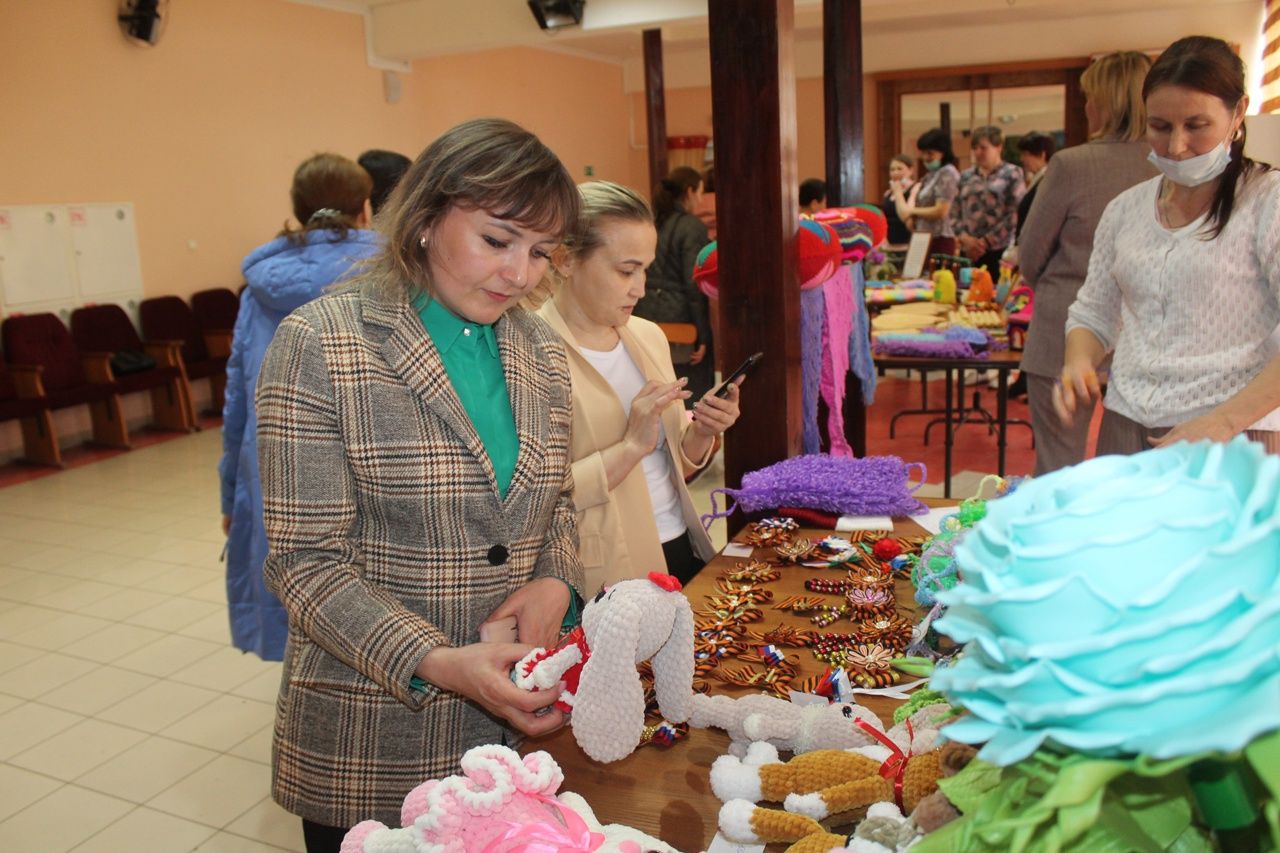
top-left (528, 505), bottom-right (946, 851)
top-left (340, 440), bottom-right (1279, 853)
top-left (872, 350), bottom-right (1025, 498)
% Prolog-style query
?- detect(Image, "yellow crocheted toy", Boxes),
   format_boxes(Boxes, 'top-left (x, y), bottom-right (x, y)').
top-left (712, 706), bottom-right (949, 852)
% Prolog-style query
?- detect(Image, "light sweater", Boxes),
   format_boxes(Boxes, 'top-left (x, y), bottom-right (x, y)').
top-left (1066, 170), bottom-right (1280, 430)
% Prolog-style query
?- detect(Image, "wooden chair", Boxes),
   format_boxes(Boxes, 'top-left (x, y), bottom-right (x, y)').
top-left (2, 313), bottom-right (130, 454)
top-left (657, 322), bottom-right (720, 483)
top-left (139, 296), bottom-right (231, 418)
top-left (0, 353), bottom-right (60, 466)
top-left (190, 287), bottom-right (240, 335)
top-left (656, 322), bottom-right (698, 347)
top-left (70, 304), bottom-right (195, 433)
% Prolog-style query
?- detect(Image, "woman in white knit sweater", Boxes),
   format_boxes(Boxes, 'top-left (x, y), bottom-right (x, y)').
top-left (1057, 36), bottom-right (1280, 454)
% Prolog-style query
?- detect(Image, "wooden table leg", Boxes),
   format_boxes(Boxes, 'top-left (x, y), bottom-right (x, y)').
top-left (944, 367), bottom-right (955, 499)
top-left (997, 367), bottom-right (1009, 477)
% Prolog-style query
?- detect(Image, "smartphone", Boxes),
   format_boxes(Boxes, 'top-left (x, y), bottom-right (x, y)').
top-left (715, 351), bottom-right (764, 398)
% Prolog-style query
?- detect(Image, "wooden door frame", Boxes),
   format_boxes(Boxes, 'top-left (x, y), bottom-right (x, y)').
top-left (874, 57), bottom-right (1092, 177)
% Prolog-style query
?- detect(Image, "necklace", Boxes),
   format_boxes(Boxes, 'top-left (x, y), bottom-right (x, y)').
top-left (1156, 179), bottom-right (1214, 229)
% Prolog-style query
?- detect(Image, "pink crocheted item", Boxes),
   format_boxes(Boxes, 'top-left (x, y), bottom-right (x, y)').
top-left (339, 745), bottom-right (674, 852)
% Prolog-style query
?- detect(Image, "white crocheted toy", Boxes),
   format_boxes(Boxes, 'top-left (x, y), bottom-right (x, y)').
top-left (514, 572), bottom-right (695, 763)
top-left (687, 692), bottom-right (886, 757)
top-left (339, 745), bottom-right (677, 853)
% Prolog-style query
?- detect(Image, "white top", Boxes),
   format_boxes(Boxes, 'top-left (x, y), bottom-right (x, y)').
top-left (1066, 171), bottom-right (1280, 430)
top-left (576, 340), bottom-right (687, 542)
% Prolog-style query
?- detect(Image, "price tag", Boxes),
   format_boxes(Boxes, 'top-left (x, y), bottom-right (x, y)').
top-left (788, 689), bottom-right (830, 707)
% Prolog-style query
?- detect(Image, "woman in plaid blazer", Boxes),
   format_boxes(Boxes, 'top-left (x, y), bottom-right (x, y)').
top-left (255, 119), bottom-right (585, 850)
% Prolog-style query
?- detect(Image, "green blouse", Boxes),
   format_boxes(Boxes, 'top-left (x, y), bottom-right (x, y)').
top-left (413, 294), bottom-right (518, 498)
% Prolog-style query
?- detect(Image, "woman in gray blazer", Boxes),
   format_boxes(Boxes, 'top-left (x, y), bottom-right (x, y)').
top-left (1018, 51), bottom-right (1158, 473)
top-left (256, 119), bottom-right (585, 851)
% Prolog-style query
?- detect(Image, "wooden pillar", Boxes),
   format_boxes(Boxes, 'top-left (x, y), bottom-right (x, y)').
top-left (643, 29), bottom-right (668, 190)
top-left (822, 0), bottom-right (868, 457)
top-left (823, 0), bottom-right (864, 206)
top-left (940, 102), bottom-right (952, 139)
top-left (709, 0), bottom-right (802, 534)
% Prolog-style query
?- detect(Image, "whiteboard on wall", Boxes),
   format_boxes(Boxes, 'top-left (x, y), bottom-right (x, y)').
top-left (0, 206), bottom-right (78, 309)
top-left (70, 203), bottom-right (144, 299)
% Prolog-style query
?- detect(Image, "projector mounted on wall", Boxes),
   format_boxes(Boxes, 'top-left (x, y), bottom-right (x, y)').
top-left (528, 0), bottom-right (585, 32)
top-left (118, 0), bottom-right (169, 46)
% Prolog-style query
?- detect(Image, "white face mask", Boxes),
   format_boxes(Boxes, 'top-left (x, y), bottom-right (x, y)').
top-left (1147, 131), bottom-right (1235, 187)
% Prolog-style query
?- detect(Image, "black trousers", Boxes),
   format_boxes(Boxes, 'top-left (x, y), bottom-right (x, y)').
top-left (662, 531), bottom-right (705, 585)
top-left (303, 820), bottom-right (350, 853)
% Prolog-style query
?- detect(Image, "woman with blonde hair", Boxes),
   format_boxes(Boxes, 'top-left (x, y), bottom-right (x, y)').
top-left (256, 119), bottom-right (584, 851)
top-left (1017, 51), bottom-right (1158, 473)
top-left (537, 181), bottom-right (742, 592)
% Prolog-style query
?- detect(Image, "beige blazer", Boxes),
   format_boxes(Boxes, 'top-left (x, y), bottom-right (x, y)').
top-left (1017, 139), bottom-right (1157, 377)
top-left (537, 298), bottom-right (716, 595)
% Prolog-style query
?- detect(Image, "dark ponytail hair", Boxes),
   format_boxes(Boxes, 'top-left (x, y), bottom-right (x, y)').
top-left (1144, 35), bottom-right (1272, 239)
top-left (652, 166), bottom-right (703, 229)
top-left (916, 127), bottom-right (958, 168)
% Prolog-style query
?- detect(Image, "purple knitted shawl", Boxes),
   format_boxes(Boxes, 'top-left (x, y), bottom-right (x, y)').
top-left (703, 453), bottom-right (928, 528)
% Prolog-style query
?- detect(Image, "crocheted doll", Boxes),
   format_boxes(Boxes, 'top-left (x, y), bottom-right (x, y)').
top-left (711, 706), bottom-right (951, 850)
top-left (513, 572), bottom-right (694, 764)
top-left (687, 692), bottom-right (886, 757)
top-left (339, 745), bottom-right (678, 853)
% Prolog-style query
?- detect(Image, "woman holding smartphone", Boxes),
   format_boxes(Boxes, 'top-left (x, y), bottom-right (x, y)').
top-left (536, 181), bottom-right (743, 592)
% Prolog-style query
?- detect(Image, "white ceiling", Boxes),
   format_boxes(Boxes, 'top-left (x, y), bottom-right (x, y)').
top-left (290, 0), bottom-right (1249, 64)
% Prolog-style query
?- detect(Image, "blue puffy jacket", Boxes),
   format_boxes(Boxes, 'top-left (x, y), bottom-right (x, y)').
top-left (219, 228), bottom-right (380, 660)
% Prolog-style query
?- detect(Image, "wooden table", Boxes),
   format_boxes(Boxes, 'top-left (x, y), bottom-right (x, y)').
top-left (874, 349), bottom-right (1025, 498)
top-left (525, 507), bottom-right (940, 851)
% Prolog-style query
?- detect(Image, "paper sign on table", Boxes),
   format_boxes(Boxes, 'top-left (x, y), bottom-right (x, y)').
top-left (834, 515), bottom-right (894, 532)
top-left (787, 689), bottom-right (830, 707)
top-left (706, 833), bottom-right (765, 853)
top-left (912, 505), bottom-right (960, 536)
top-left (721, 543), bottom-right (755, 558)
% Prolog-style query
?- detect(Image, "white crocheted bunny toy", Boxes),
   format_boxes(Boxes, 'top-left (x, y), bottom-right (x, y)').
top-left (687, 692), bottom-right (886, 757)
top-left (514, 572), bottom-right (695, 763)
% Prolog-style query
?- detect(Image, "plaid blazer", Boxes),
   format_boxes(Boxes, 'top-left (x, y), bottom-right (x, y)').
top-left (256, 283), bottom-right (583, 828)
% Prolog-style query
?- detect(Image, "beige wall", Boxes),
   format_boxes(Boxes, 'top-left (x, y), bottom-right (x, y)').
top-left (629, 76), bottom-right (880, 205)
top-left (0, 0), bottom-right (631, 301)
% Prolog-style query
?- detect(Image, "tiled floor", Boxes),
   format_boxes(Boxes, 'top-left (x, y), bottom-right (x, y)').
top-left (0, 385), bottom-right (1005, 850)
top-left (0, 429), bottom-right (299, 852)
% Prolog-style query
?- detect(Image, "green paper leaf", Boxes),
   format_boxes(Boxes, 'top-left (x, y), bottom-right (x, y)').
top-left (917, 749), bottom-right (1230, 853)
top-left (938, 758), bottom-right (1004, 815)
top-left (1246, 730), bottom-right (1280, 801)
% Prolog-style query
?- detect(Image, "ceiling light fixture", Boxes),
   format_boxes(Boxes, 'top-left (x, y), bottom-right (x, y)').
top-left (528, 0), bottom-right (586, 31)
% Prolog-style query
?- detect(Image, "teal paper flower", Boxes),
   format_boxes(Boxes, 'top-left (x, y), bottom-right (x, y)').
top-left (931, 437), bottom-right (1280, 765)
